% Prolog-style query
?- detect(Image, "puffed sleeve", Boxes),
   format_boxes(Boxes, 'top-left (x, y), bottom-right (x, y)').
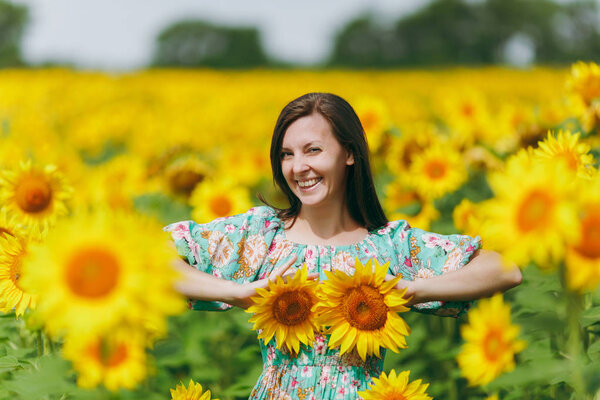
top-left (163, 206), bottom-right (279, 311)
top-left (389, 220), bottom-right (482, 317)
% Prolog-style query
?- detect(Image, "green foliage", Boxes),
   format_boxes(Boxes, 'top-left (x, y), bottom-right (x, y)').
top-left (151, 20), bottom-right (269, 68)
top-left (0, 0), bottom-right (27, 68)
top-left (329, 0), bottom-right (600, 67)
top-left (133, 192), bottom-right (192, 225)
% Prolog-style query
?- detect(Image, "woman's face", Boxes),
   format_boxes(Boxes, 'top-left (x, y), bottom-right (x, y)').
top-left (280, 113), bottom-right (354, 210)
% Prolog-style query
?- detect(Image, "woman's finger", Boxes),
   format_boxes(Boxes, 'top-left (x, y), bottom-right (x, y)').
top-left (269, 254), bottom-right (298, 282)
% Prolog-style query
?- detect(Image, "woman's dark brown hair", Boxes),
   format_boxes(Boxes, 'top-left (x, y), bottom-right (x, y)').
top-left (262, 92), bottom-right (388, 231)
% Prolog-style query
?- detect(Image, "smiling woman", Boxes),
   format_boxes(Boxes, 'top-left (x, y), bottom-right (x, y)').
top-left (164, 92), bottom-right (522, 400)
top-left (280, 113), bottom-right (351, 207)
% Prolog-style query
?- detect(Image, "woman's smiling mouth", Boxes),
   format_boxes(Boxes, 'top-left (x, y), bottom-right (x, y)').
top-left (297, 177), bottom-right (322, 190)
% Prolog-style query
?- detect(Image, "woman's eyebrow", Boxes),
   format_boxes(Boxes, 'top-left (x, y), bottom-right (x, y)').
top-left (303, 141), bottom-right (323, 148)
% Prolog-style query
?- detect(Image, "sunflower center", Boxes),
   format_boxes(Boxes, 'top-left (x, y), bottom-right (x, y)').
top-left (424, 160), bottom-right (447, 180)
top-left (15, 174), bottom-right (52, 213)
top-left (511, 112), bottom-right (524, 128)
top-left (516, 190), bottom-right (553, 232)
top-left (401, 140), bottom-right (423, 167)
top-left (104, 343), bottom-right (128, 367)
top-left (65, 247), bottom-right (120, 298)
top-left (272, 290), bottom-right (312, 326)
top-left (462, 104), bottom-right (474, 118)
top-left (169, 169), bottom-right (205, 196)
top-left (209, 194), bottom-right (233, 217)
top-left (90, 340), bottom-right (129, 367)
top-left (574, 208), bottom-right (600, 259)
top-left (253, 154), bottom-right (268, 170)
top-left (343, 285), bottom-right (388, 331)
top-left (482, 329), bottom-right (506, 361)
top-left (382, 393), bottom-right (407, 400)
top-left (361, 110), bottom-right (378, 130)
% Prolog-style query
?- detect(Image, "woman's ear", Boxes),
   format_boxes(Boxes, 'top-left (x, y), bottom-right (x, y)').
top-left (346, 151), bottom-right (355, 166)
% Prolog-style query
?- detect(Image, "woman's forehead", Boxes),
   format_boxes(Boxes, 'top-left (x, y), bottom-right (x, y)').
top-left (282, 114), bottom-right (334, 147)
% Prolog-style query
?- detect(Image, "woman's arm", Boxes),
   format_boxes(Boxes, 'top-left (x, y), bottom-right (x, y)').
top-left (172, 254), bottom-right (299, 309)
top-left (397, 249), bottom-right (522, 307)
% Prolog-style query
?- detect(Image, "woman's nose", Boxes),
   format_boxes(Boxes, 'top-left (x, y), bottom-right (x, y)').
top-left (292, 155), bottom-right (309, 174)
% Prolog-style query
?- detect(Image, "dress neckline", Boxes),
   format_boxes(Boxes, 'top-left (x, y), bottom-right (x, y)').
top-left (268, 208), bottom-right (375, 249)
top-left (280, 228), bottom-right (373, 249)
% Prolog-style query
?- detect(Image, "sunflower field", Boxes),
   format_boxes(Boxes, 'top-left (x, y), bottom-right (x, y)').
top-left (0, 63), bottom-right (599, 399)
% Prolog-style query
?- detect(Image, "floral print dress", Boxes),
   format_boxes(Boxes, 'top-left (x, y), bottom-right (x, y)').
top-left (164, 206), bottom-right (481, 400)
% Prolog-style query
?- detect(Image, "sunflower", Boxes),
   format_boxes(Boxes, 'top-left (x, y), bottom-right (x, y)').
top-left (384, 182), bottom-right (439, 231)
top-left (567, 61), bottom-right (600, 107)
top-left (357, 369), bottom-right (432, 400)
top-left (384, 123), bottom-right (437, 175)
top-left (453, 198), bottom-right (480, 238)
top-left (0, 136), bottom-right (30, 170)
top-left (0, 160), bottom-right (73, 238)
top-left (190, 177), bottom-right (252, 223)
top-left (354, 96), bottom-right (391, 153)
top-left (171, 379), bottom-right (217, 400)
top-left (217, 146), bottom-right (271, 187)
top-left (480, 151), bottom-right (580, 268)
top-left (0, 231), bottom-right (36, 316)
top-left (439, 89), bottom-right (492, 146)
top-left (62, 328), bottom-right (148, 391)
top-left (492, 103), bottom-right (535, 154)
top-left (315, 258), bottom-right (410, 361)
top-left (20, 209), bottom-right (184, 337)
top-left (247, 265), bottom-right (319, 354)
top-left (80, 154), bottom-right (153, 211)
top-left (456, 294), bottom-right (526, 386)
top-left (408, 144), bottom-right (467, 200)
top-left (566, 182), bottom-right (600, 292)
top-left (462, 145), bottom-right (504, 172)
top-left (164, 156), bottom-right (212, 198)
top-left (533, 130), bottom-right (595, 178)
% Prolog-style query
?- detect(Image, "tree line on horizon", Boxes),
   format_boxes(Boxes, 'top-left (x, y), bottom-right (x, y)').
top-left (150, 0), bottom-right (600, 68)
top-left (1, 0), bottom-right (599, 69)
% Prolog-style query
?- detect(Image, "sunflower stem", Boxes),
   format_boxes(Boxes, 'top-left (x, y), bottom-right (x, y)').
top-left (45, 333), bottom-right (55, 354)
top-left (36, 330), bottom-right (44, 357)
top-left (563, 266), bottom-right (586, 398)
top-left (448, 374), bottom-right (458, 400)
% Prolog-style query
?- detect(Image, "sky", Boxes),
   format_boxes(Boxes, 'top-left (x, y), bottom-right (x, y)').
top-left (14, 0), bottom-right (429, 70)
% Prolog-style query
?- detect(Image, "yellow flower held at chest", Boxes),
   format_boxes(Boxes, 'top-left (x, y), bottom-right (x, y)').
top-left (315, 258), bottom-right (411, 361)
top-left (247, 265), bottom-right (319, 354)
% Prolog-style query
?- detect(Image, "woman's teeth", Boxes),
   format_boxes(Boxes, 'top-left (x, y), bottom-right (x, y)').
top-left (298, 178), bottom-right (321, 188)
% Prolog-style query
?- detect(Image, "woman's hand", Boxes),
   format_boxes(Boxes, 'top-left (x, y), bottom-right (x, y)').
top-left (228, 255), bottom-right (299, 309)
top-left (386, 275), bottom-right (417, 307)
top-left (173, 254), bottom-right (299, 309)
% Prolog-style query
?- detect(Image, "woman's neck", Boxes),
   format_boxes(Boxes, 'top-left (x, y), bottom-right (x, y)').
top-left (284, 202), bottom-right (367, 245)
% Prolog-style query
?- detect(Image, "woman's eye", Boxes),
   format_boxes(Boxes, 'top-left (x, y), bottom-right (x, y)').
top-left (309, 148), bottom-right (321, 153)
top-left (280, 152), bottom-right (292, 159)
